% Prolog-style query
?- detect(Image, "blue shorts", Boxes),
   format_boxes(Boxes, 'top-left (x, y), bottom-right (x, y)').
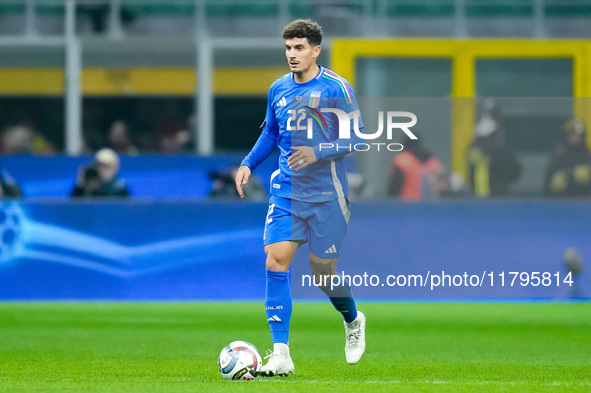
top-left (263, 195), bottom-right (351, 259)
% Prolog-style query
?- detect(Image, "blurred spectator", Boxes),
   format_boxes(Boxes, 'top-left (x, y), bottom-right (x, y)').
top-left (1, 123), bottom-right (57, 156)
top-left (155, 106), bottom-right (195, 153)
top-left (71, 148), bottom-right (130, 198)
top-left (0, 165), bottom-right (22, 199)
top-left (388, 137), bottom-right (449, 201)
top-left (1, 125), bottom-right (33, 155)
top-left (107, 120), bottom-right (139, 155)
top-left (209, 165), bottom-right (267, 201)
top-left (30, 129), bottom-right (57, 155)
top-left (159, 128), bottom-right (193, 154)
top-left (79, 3), bottom-right (135, 34)
top-left (544, 118), bottom-right (591, 197)
top-left (466, 103), bottom-right (521, 197)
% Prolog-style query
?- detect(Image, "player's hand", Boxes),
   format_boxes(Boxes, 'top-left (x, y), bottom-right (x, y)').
top-left (288, 146), bottom-right (317, 171)
top-left (235, 165), bottom-right (251, 199)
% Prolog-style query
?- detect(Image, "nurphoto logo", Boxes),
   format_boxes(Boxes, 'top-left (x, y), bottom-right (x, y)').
top-left (310, 108), bottom-right (418, 152)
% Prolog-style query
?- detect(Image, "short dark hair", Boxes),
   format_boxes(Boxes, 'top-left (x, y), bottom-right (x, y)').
top-left (282, 19), bottom-right (323, 47)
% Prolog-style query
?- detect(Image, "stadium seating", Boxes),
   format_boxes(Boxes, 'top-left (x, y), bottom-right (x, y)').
top-left (2, 0), bottom-right (591, 30)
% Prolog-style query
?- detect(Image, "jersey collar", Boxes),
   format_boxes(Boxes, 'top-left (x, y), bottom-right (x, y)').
top-left (290, 65), bottom-right (324, 84)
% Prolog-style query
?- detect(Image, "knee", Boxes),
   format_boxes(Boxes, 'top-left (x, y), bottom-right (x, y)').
top-left (265, 247), bottom-right (291, 271)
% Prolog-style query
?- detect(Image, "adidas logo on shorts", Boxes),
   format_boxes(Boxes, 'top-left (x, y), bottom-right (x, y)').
top-left (324, 244), bottom-right (337, 254)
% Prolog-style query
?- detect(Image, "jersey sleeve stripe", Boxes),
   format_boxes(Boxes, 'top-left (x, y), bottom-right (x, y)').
top-left (322, 71), bottom-right (352, 104)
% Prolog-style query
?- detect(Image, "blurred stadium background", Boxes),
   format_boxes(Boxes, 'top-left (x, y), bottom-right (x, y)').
top-left (0, 0), bottom-right (590, 300)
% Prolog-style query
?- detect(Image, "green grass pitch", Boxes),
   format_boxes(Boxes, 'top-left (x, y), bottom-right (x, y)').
top-left (0, 301), bottom-right (589, 392)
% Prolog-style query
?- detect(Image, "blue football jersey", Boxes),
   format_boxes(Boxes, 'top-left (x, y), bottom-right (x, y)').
top-left (241, 66), bottom-right (364, 203)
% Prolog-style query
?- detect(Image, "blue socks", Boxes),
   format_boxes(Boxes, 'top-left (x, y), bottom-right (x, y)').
top-left (265, 269), bottom-right (292, 344)
top-left (322, 275), bottom-right (358, 323)
top-left (265, 269), bottom-right (358, 345)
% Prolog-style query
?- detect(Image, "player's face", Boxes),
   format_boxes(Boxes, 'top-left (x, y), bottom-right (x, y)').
top-left (285, 38), bottom-right (320, 76)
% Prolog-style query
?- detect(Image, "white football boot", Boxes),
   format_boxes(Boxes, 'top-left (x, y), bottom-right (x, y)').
top-left (344, 310), bottom-right (366, 364)
top-left (260, 343), bottom-right (294, 377)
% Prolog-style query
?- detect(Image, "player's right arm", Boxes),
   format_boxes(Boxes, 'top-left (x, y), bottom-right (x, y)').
top-left (235, 84), bottom-right (280, 198)
top-left (235, 165), bottom-right (251, 199)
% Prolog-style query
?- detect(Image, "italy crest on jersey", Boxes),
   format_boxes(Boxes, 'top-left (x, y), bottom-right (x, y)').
top-left (309, 91), bottom-right (322, 108)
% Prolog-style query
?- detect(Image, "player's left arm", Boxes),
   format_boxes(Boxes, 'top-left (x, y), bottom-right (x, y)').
top-left (312, 116), bottom-right (364, 162)
top-left (289, 124), bottom-right (364, 171)
top-left (288, 146), bottom-right (317, 171)
top-left (290, 83), bottom-right (364, 171)
top-left (289, 119), bottom-right (364, 171)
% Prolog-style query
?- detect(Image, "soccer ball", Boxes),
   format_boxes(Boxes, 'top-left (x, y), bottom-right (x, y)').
top-left (218, 341), bottom-right (262, 381)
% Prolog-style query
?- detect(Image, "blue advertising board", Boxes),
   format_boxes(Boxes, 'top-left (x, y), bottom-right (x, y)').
top-left (0, 200), bottom-right (588, 300)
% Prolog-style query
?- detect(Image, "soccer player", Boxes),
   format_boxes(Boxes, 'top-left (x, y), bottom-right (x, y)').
top-left (235, 19), bottom-right (366, 376)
